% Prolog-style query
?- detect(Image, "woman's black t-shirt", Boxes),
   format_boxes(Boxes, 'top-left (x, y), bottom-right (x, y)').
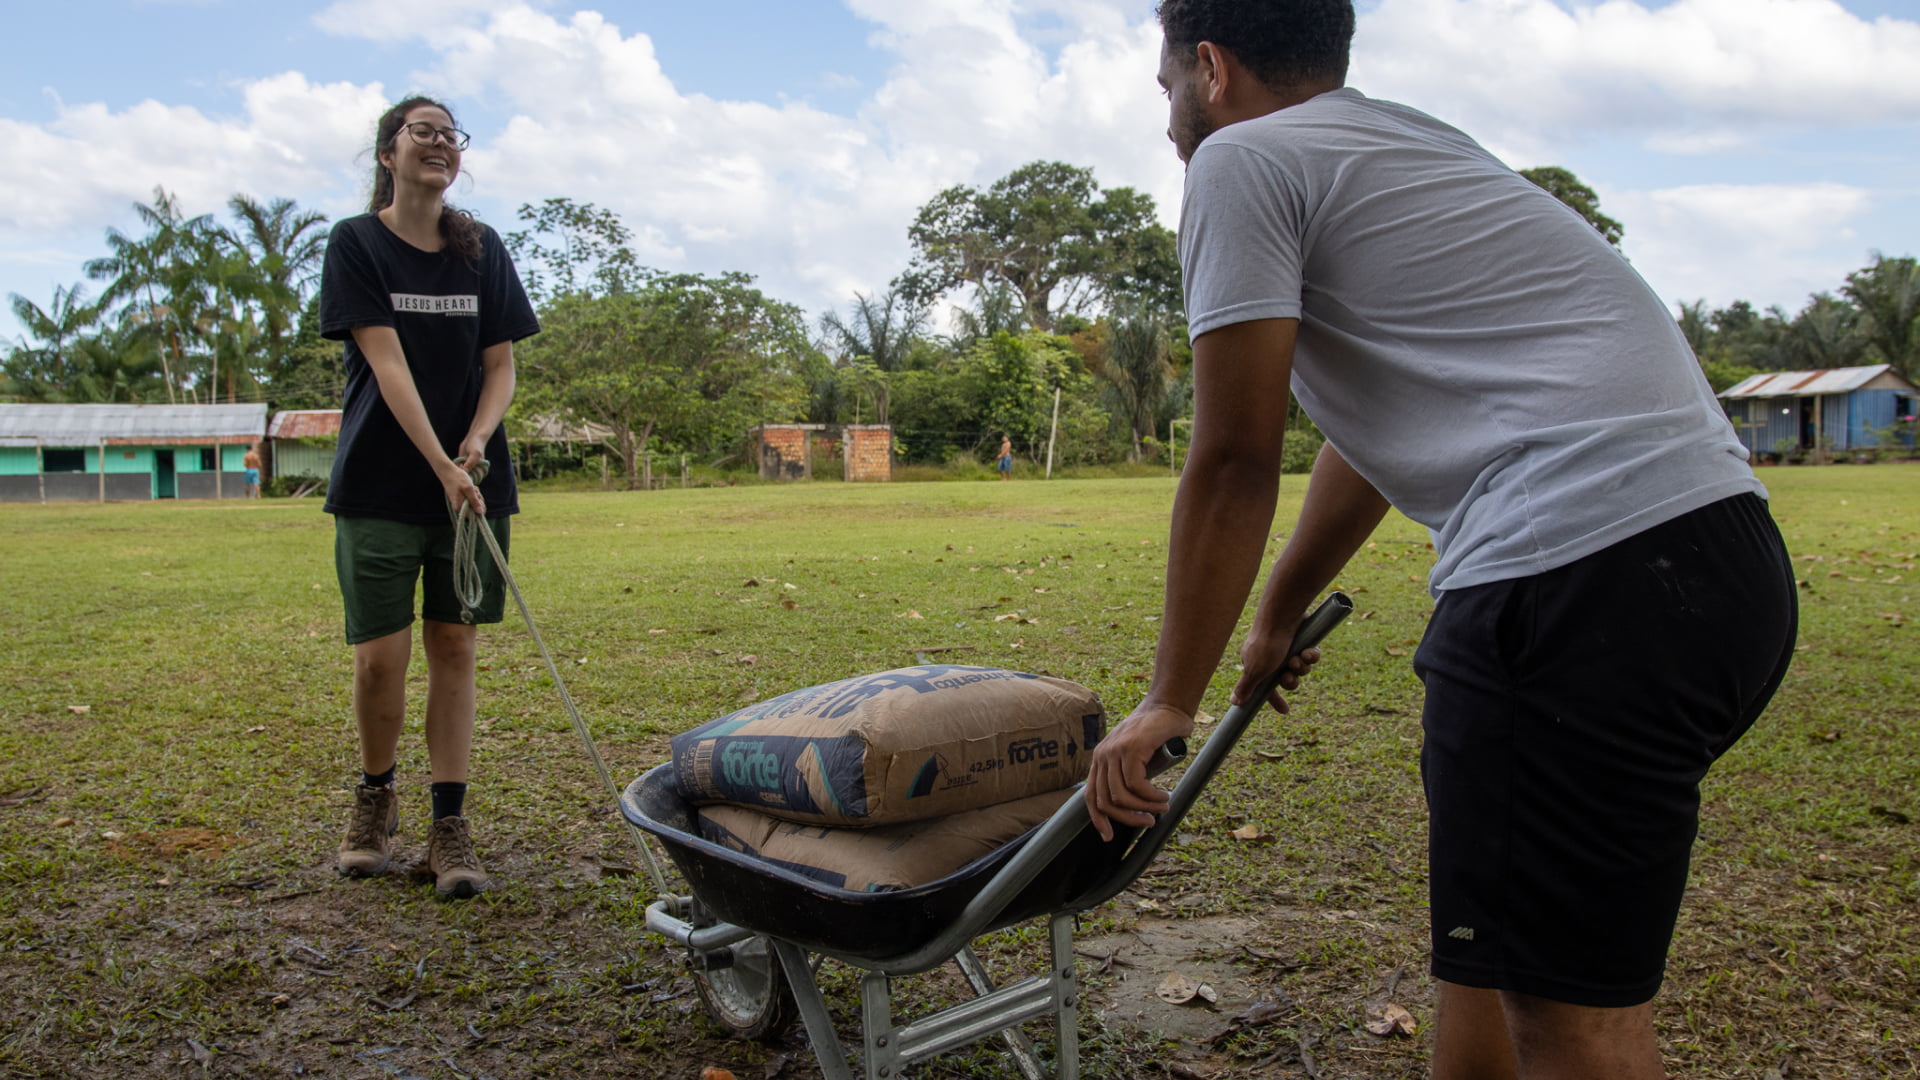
top-left (319, 214), bottom-right (539, 523)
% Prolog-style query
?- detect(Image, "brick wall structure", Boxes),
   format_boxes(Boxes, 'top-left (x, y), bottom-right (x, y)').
top-left (753, 423), bottom-right (821, 480)
top-left (843, 424), bottom-right (892, 483)
top-left (753, 423), bottom-right (890, 481)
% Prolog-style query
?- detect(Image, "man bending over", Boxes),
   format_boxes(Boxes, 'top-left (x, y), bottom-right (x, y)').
top-left (1085, 3), bottom-right (1797, 1077)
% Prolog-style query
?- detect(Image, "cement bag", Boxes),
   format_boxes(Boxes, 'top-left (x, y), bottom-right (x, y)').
top-left (696, 790), bottom-right (1076, 892)
top-left (669, 665), bottom-right (1104, 826)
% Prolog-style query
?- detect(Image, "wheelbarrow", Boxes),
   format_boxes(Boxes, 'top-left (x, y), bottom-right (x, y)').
top-left (621, 593), bottom-right (1354, 1079)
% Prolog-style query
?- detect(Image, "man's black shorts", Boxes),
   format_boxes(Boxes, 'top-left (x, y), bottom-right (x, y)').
top-left (1415, 493), bottom-right (1796, 1007)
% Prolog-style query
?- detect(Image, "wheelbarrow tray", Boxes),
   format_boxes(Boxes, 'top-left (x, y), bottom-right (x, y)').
top-left (621, 763), bottom-right (1138, 962)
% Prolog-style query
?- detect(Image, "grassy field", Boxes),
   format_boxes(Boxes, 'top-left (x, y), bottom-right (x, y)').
top-left (0, 468), bottom-right (1914, 1079)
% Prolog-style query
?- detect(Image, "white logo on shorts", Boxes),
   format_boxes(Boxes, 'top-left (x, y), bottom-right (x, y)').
top-left (1448, 926), bottom-right (1475, 941)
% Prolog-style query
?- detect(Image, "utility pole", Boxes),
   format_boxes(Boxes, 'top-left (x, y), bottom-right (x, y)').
top-left (1045, 385), bottom-right (1061, 479)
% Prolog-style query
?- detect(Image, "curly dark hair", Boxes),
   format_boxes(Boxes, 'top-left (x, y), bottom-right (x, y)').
top-left (1156, 0), bottom-right (1355, 90)
top-left (368, 96), bottom-right (484, 265)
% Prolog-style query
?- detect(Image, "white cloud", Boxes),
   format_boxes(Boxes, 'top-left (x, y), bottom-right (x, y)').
top-left (1353, 0), bottom-right (1920, 158)
top-left (383, 0), bottom-right (1181, 311)
top-left (4, 0), bottom-right (1914, 339)
top-left (1614, 181), bottom-right (1875, 308)
top-left (311, 0), bottom-right (530, 39)
top-left (0, 73), bottom-right (387, 233)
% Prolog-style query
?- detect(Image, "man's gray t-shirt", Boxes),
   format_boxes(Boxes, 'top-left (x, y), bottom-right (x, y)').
top-left (1179, 87), bottom-right (1763, 593)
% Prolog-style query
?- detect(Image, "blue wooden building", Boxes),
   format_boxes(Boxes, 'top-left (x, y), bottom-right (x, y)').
top-left (1719, 364), bottom-right (1918, 456)
top-left (0, 403), bottom-right (267, 502)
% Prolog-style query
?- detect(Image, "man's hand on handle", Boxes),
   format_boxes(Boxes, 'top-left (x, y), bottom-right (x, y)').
top-left (1085, 641), bottom-right (1321, 843)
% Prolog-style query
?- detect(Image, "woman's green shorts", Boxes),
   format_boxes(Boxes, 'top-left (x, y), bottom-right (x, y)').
top-left (334, 515), bottom-right (511, 644)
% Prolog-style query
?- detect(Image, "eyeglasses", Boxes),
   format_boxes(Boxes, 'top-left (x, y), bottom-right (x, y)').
top-left (403, 122), bottom-right (471, 151)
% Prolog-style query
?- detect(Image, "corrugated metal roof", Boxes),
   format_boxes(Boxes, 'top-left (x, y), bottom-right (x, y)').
top-left (1721, 364), bottom-right (1894, 399)
top-left (268, 410), bottom-right (342, 438)
top-left (0, 403), bottom-right (267, 443)
top-left (517, 413), bottom-right (616, 442)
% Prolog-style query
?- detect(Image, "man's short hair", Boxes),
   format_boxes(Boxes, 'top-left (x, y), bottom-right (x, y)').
top-left (1157, 0), bottom-right (1356, 90)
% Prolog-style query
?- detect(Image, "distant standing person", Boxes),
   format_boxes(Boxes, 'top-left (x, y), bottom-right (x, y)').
top-left (242, 442), bottom-right (263, 498)
top-left (997, 435), bottom-right (1013, 480)
top-left (320, 96), bottom-right (540, 899)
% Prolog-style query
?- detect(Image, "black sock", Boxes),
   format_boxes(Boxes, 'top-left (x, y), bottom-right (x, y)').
top-left (363, 766), bottom-right (395, 789)
top-left (431, 782), bottom-right (468, 821)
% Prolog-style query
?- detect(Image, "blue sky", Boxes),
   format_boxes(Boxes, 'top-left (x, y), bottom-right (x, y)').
top-left (4, 0), bottom-right (1918, 345)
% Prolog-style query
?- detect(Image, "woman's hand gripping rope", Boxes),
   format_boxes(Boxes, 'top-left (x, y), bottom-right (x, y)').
top-left (444, 454), bottom-right (672, 897)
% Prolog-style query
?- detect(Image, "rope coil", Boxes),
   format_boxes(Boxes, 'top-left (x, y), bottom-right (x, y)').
top-left (448, 456), bottom-right (670, 896)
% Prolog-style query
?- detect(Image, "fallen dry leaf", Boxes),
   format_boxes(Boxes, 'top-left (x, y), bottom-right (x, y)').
top-left (648, 628), bottom-right (667, 634)
top-left (742, 578), bottom-right (760, 587)
top-left (1365, 1002), bottom-right (1418, 1037)
top-left (1255, 750), bottom-right (1284, 761)
top-left (699, 1068), bottom-right (738, 1080)
top-left (780, 598), bottom-right (798, 610)
top-left (1231, 823), bottom-right (1275, 844)
top-left (244, 726), bottom-right (266, 735)
top-left (738, 655), bottom-right (757, 665)
top-left (1156, 971), bottom-right (1200, 1004)
top-left (52, 817), bottom-right (75, 828)
top-left (898, 610), bottom-right (924, 619)
top-left (67, 705), bottom-right (90, 715)
top-left (1385, 646), bottom-right (1409, 657)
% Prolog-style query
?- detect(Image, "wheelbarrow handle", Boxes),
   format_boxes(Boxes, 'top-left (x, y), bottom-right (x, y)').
top-left (1146, 590), bottom-right (1356, 776)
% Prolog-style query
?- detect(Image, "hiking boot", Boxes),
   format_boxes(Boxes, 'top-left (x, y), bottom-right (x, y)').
top-left (428, 816), bottom-right (490, 899)
top-left (338, 782), bottom-right (398, 877)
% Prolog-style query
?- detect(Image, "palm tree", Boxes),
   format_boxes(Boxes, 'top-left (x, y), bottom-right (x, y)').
top-left (4, 285), bottom-right (105, 401)
top-left (1099, 300), bottom-right (1173, 462)
top-left (948, 284), bottom-right (1027, 353)
top-left (1675, 299), bottom-right (1712, 358)
top-left (229, 194), bottom-right (328, 388)
top-left (1842, 254), bottom-right (1920, 381)
top-left (177, 227), bottom-right (274, 404)
top-left (818, 289), bottom-right (928, 425)
top-left (1782, 294), bottom-right (1868, 370)
top-left (85, 187), bottom-right (210, 403)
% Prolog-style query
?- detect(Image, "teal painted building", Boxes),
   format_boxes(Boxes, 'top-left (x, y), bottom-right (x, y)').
top-left (0, 403), bottom-right (267, 502)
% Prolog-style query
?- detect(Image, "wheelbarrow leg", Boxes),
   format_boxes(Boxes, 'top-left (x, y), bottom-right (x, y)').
top-left (1049, 913), bottom-right (1080, 1080)
top-left (770, 939), bottom-right (857, 1080)
top-left (953, 947), bottom-right (1046, 1080)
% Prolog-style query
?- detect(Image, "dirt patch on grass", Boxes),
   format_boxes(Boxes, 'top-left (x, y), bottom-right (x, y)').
top-left (103, 827), bottom-right (246, 863)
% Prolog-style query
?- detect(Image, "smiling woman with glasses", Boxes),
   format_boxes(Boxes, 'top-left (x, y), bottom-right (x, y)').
top-left (317, 96), bottom-right (540, 901)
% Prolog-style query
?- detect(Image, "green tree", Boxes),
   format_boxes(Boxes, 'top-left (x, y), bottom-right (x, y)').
top-left (228, 194), bottom-right (329, 385)
top-left (85, 187), bottom-right (209, 403)
top-left (817, 289), bottom-right (928, 425)
top-left (505, 197), bottom-right (645, 304)
top-left (1098, 301), bottom-right (1175, 461)
top-left (517, 272), bottom-right (812, 487)
top-left (1842, 254), bottom-right (1920, 380)
top-left (946, 284), bottom-right (1027, 353)
top-left (898, 161), bottom-right (1178, 332)
top-left (173, 225), bottom-right (274, 404)
top-left (1519, 166), bottom-right (1624, 248)
top-left (1781, 293), bottom-right (1868, 370)
top-left (267, 295), bottom-right (347, 411)
top-left (4, 285), bottom-right (104, 401)
top-left (960, 330), bottom-right (1087, 459)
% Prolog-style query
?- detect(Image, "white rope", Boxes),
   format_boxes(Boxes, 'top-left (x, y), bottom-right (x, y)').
top-left (451, 458), bottom-right (671, 897)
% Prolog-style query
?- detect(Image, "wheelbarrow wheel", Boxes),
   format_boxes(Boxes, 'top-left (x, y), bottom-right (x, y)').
top-left (693, 934), bottom-right (798, 1040)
